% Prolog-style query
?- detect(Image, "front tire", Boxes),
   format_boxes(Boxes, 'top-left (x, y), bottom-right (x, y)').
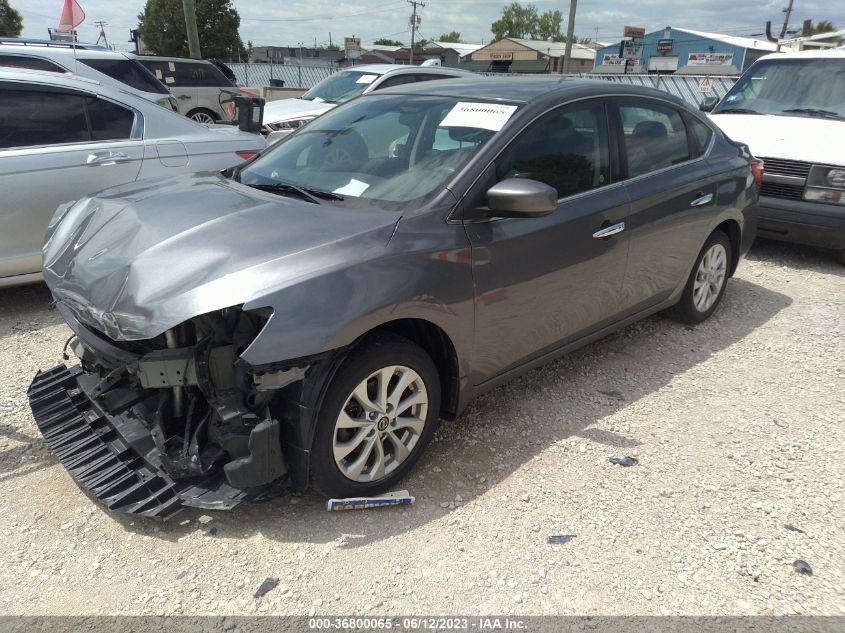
top-left (310, 333), bottom-right (441, 498)
top-left (671, 230), bottom-right (732, 324)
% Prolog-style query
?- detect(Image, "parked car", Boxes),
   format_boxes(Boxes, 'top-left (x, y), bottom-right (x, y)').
top-left (29, 79), bottom-right (757, 519)
top-left (0, 68), bottom-right (266, 288)
top-left (132, 55), bottom-right (242, 123)
top-left (0, 38), bottom-right (178, 112)
top-left (262, 64), bottom-right (472, 143)
top-left (703, 50), bottom-right (845, 264)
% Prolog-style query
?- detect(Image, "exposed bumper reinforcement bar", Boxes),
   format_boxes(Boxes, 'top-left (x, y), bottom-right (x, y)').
top-left (27, 364), bottom-right (271, 520)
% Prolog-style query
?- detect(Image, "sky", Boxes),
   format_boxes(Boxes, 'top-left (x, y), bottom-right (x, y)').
top-left (15, 0), bottom-right (845, 52)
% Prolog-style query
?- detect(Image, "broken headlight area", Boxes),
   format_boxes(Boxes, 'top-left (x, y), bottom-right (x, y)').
top-left (28, 304), bottom-right (309, 519)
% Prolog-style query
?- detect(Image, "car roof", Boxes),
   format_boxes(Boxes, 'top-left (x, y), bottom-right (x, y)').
top-left (367, 76), bottom-right (683, 105)
top-left (132, 55), bottom-right (216, 65)
top-left (0, 38), bottom-right (109, 50)
top-left (0, 44), bottom-right (133, 60)
top-left (338, 63), bottom-right (472, 77)
top-left (758, 49), bottom-right (845, 61)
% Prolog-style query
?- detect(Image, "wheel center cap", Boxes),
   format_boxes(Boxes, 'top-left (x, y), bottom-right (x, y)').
top-left (376, 416), bottom-right (390, 431)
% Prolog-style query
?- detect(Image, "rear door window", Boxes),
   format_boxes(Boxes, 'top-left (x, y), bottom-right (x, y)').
top-left (0, 89), bottom-right (88, 149)
top-left (683, 113), bottom-right (713, 158)
top-left (0, 54), bottom-right (67, 73)
top-left (619, 101), bottom-right (691, 177)
top-left (79, 58), bottom-right (169, 94)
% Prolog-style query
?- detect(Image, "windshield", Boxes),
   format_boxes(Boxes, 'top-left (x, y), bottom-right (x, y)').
top-left (239, 95), bottom-right (512, 208)
top-left (300, 70), bottom-right (381, 104)
top-left (80, 58), bottom-right (170, 94)
top-left (714, 57), bottom-right (845, 118)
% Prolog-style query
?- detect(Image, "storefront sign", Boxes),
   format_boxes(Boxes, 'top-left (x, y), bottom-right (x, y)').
top-left (489, 52), bottom-right (513, 60)
top-left (657, 38), bottom-right (674, 52)
top-left (621, 40), bottom-right (644, 59)
top-left (602, 54), bottom-right (626, 66)
top-left (624, 26), bottom-right (646, 39)
top-left (688, 52), bottom-right (734, 65)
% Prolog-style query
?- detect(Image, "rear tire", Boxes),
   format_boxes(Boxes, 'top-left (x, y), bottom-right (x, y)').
top-left (310, 333), bottom-right (441, 499)
top-left (671, 230), bottom-right (732, 324)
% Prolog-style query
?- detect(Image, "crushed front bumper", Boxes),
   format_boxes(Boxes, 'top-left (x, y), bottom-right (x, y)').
top-left (28, 364), bottom-right (276, 520)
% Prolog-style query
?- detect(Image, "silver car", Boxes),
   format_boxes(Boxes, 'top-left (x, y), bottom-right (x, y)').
top-left (0, 68), bottom-right (267, 288)
top-left (0, 39), bottom-right (178, 112)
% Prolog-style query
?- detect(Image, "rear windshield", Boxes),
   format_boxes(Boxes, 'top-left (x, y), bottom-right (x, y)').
top-left (0, 54), bottom-right (67, 73)
top-left (80, 58), bottom-right (170, 94)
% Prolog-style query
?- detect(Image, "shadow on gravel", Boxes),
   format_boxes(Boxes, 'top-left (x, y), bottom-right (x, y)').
top-left (99, 275), bottom-right (792, 547)
top-left (747, 238), bottom-right (844, 275)
top-left (0, 284), bottom-right (60, 342)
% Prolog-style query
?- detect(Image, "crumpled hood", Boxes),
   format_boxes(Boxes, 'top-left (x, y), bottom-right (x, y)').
top-left (262, 98), bottom-right (334, 124)
top-left (43, 173), bottom-right (398, 341)
top-left (709, 113), bottom-right (845, 165)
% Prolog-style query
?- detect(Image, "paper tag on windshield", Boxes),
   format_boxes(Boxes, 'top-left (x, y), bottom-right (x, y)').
top-left (355, 75), bottom-right (377, 84)
top-left (440, 102), bottom-right (518, 131)
top-left (168, 62), bottom-right (176, 72)
top-left (165, 77), bottom-right (175, 84)
top-left (334, 179), bottom-right (370, 196)
top-left (154, 69), bottom-right (163, 79)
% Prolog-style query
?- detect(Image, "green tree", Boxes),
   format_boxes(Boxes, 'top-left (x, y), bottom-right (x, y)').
top-left (0, 0), bottom-right (23, 38)
top-left (810, 20), bottom-right (836, 34)
top-left (438, 31), bottom-right (462, 43)
top-left (491, 2), bottom-right (539, 40)
top-left (138, 0), bottom-right (244, 59)
top-left (537, 9), bottom-right (564, 41)
top-left (326, 43), bottom-right (340, 51)
top-left (373, 38), bottom-right (404, 46)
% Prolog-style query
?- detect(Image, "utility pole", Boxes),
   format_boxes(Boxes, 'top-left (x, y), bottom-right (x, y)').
top-left (779, 0), bottom-right (794, 38)
top-left (407, 0), bottom-right (424, 65)
top-left (94, 21), bottom-right (109, 48)
top-left (562, 0), bottom-right (577, 74)
top-left (181, 0), bottom-right (202, 59)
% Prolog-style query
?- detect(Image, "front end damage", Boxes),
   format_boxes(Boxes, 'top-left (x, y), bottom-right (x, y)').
top-left (28, 303), bottom-right (311, 520)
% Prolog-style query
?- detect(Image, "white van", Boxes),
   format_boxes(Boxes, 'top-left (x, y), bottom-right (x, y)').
top-left (703, 50), bottom-right (845, 264)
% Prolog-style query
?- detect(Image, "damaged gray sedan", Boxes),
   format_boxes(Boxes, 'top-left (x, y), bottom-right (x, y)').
top-left (29, 79), bottom-right (758, 518)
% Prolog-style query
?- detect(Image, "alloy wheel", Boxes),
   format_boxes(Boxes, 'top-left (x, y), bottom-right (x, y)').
top-left (693, 243), bottom-right (727, 313)
top-left (190, 111), bottom-right (216, 124)
top-left (332, 365), bottom-right (428, 483)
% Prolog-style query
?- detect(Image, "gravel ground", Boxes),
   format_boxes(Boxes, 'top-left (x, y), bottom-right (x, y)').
top-left (0, 240), bottom-right (842, 617)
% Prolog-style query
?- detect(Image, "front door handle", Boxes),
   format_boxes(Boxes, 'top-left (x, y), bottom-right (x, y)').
top-left (592, 221), bottom-right (625, 239)
top-left (690, 192), bottom-right (714, 207)
top-left (86, 152), bottom-right (131, 166)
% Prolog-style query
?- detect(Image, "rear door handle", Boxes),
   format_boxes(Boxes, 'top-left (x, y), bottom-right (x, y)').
top-left (592, 221), bottom-right (625, 239)
top-left (86, 152), bottom-right (131, 166)
top-left (690, 192), bottom-right (714, 207)
top-left (177, 94), bottom-right (191, 100)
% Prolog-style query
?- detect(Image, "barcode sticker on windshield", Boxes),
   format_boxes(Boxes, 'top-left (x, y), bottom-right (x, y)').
top-left (439, 102), bottom-right (518, 131)
top-left (356, 75), bottom-right (377, 84)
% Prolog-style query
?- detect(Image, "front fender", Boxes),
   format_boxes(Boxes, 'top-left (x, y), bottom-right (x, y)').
top-left (239, 211), bottom-right (475, 372)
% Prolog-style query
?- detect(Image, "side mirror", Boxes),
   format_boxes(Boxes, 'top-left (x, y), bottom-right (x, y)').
top-left (486, 178), bottom-right (557, 218)
top-left (699, 96), bottom-right (720, 112)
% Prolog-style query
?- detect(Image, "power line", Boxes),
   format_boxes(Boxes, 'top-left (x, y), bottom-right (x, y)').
top-left (241, 4), bottom-right (406, 23)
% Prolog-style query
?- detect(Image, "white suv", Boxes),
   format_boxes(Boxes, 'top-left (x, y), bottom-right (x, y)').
top-left (0, 39), bottom-right (178, 112)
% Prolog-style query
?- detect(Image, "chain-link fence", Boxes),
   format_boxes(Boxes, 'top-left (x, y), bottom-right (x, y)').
top-left (576, 73), bottom-right (737, 107)
top-left (229, 63), bottom-right (737, 107)
top-left (228, 63), bottom-right (334, 89)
